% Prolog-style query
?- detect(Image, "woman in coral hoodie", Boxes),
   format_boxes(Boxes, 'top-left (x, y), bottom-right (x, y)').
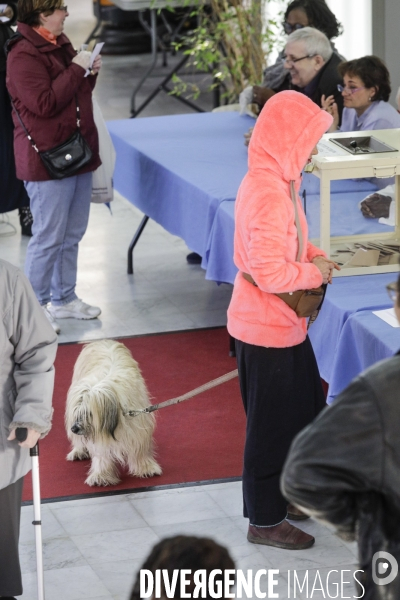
top-left (228, 90), bottom-right (338, 550)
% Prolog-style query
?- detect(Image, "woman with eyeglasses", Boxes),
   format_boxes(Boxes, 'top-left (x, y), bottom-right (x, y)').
top-left (6, 0), bottom-right (102, 335)
top-left (322, 56), bottom-right (400, 133)
top-left (323, 56), bottom-right (400, 217)
top-left (251, 0), bottom-right (343, 110)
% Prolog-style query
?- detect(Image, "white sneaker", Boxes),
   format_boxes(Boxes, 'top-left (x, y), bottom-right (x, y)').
top-left (48, 298), bottom-right (101, 320)
top-left (42, 305), bottom-right (61, 334)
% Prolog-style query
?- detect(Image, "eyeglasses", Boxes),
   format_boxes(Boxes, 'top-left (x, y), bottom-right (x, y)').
top-left (58, 5), bottom-right (68, 10)
top-left (337, 84), bottom-right (365, 95)
top-left (283, 22), bottom-right (305, 35)
top-left (283, 54), bottom-right (316, 67)
top-left (386, 282), bottom-right (399, 302)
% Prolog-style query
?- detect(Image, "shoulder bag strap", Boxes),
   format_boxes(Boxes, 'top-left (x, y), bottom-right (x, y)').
top-left (290, 180), bottom-right (303, 262)
top-left (9, 95), bottom-right (81, 154)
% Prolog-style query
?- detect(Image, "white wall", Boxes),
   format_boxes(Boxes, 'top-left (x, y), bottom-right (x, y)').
top-left (326, 0), bottom-right (372, 59)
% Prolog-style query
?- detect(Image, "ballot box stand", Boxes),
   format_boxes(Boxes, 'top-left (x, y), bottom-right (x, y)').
top-left (310, 128), bottom-right (400, 277)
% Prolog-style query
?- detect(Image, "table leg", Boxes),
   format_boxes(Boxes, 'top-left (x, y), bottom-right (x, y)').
top-left (131, 53), bottom-right (206, 117)
top-left (84, 0), bottom-right (102, 45)
top-left (127, 215), bottom-right (149, 275)
top-left (131, 9), bottom-right (158, 115)
top-left (319, 173), bottom-right (331, 257)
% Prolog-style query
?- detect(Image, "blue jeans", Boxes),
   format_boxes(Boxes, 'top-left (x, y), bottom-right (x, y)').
top-left (25, 173), bottom-right (92, 306)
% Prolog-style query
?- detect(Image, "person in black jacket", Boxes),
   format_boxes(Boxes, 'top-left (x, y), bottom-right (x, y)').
top-left (245, 27), bottom-right (343, 146)
top-left (252, 0), bottom-right (343, 108)
top-left (282, 27), bottom-right (343, 118)
top-left (0, 2), bottom-right (32, 236)
top-left (281, 273), bottom-right (400, 600)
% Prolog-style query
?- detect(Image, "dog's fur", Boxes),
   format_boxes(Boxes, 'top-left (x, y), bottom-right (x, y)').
top-left (65, 339), bottom-right (162, 486)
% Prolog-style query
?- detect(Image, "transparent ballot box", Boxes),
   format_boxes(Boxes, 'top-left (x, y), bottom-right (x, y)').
top-left (309, 128), bottom-right (400, 277)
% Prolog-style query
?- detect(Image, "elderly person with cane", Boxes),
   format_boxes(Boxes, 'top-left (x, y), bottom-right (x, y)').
top-left (6, 0), bottom-right (102, 335)
top-left (0, 258), bottom-right (57, 599)
top-left (228, 90), bottom-right (339, 549)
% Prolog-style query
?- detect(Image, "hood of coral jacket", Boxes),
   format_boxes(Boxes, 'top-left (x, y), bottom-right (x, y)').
top-left (248, 90), bottom-right (333, 184)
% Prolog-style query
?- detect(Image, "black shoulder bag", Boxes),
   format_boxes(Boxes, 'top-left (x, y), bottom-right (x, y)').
top-left (11, 97), bottom-right (92, 180)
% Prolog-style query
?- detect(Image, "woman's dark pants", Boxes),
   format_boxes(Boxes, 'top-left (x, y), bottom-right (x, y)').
top-left (235, 337), bottom-right (326, 526)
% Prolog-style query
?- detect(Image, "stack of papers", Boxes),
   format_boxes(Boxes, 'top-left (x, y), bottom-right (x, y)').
top-left (331, 239), bottom-right (400, 268)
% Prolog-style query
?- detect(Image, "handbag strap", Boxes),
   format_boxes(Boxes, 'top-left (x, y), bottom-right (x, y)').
top-left (9, 96), bottom-right (81, 154)
top-left (290, 180), bottom-right (303, 262)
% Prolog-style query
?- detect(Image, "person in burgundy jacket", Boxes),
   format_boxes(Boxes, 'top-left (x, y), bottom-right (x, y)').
top-left (6, 0), bottom-right (102, 334)
top-left (227, 90), bottom-right (339, 550)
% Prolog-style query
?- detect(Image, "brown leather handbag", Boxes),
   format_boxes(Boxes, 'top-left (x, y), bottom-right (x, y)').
top-left (242, 272), bottom-right (326, 318)
top-left (242, 181), bottom-right (327, 326)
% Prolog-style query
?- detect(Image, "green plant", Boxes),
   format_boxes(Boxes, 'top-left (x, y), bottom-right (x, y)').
top-left (171, 0), bottom-right (285, 102)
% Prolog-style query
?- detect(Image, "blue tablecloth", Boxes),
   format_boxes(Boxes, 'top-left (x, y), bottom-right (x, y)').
top-left (204, 201), bottom-right (237, 284)
top-left (308, 273), bottom-right (394, 384)
top-left (203, 190), bottom-right (392, 285)
top-left (326, 310), bottom-right (400, 404)
top-left (107, 112), bottom-right (254, 257)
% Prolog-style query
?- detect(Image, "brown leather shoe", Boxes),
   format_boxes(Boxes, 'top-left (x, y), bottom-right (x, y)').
top-left (287, 503), bottom-right (310, 521)
top-left (247, 520), bottom-right (315, 550)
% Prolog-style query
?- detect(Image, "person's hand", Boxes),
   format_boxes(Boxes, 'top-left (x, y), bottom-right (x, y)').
top-left (321, 94), bottom-right (339, 132)
top-left (252, 86), bottom-right (275, 108)
top-left (360, 194), bottom-right (392, 219)
top-left (244, 127), bottom-right (254, 147)
top-left (72, 50), bottom-right (92, 71)
top-left (8, 428), bottom-right (41, 449)
top-left (312, 256), bottom-right (340, 284)
top-left (91, 55), bottom-right (102, 75)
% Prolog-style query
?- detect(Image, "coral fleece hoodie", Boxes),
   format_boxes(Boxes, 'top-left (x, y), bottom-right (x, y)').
top-left (227, 91), bottom-right (333, 349)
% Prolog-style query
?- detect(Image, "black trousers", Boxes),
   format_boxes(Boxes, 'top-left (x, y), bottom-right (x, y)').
top-left (236, 337), bottom-right (326, 526)
top-left (0, 477), bottom-right (24, 597)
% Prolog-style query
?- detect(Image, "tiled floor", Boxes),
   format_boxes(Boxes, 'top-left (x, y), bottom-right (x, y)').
top-left (0, 1), bottom-right (360, 598)
top-left (19, 484), bottom-right (359, 600)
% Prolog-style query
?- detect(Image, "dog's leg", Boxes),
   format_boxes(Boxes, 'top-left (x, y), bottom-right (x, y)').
top-left (85, 453), bottom-right (120, 487)
top-left (66, 437), bottom-right (90, 461)
top-left (126, 440), bottom-right (162, 478)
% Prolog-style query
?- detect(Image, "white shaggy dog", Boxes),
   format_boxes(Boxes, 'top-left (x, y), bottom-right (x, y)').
top-left (65, 339), bottom-right (162, 486)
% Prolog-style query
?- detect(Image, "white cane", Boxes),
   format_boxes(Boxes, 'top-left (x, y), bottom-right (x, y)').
top-left (16, 428), bottom-right (45, 600)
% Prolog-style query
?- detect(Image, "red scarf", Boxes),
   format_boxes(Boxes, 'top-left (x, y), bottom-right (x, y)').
top-left (33, 26), bottom-right (58, 45)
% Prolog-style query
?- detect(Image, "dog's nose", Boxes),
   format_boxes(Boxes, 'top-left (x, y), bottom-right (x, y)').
top-left (71, 423), bottom-right (82, 435)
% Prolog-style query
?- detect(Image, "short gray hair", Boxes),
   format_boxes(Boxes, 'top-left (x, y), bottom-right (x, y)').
top-left (285, 27), bottom-right (333, 63)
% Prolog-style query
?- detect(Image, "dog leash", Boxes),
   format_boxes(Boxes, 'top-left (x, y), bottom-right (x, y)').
top-left (125, 369), bottom-right (238, 417)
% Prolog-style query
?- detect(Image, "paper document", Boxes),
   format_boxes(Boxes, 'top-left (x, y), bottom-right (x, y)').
top-left (316, 140), bottom-right (348, 157)
top-left (372, 308), bottom-right (400, 328)
top-left (84, 42), bottom-right (104, 77)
